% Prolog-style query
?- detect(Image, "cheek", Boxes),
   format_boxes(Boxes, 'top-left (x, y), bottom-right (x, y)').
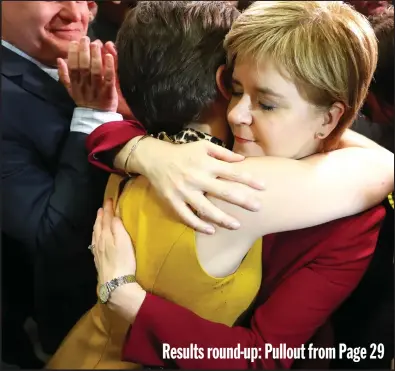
top-left (226, 99), bottom-right (238, 122)
top-left (251, 113), bottom-right (282, 144)
top-left (252, 112), bottom-right (310, 151)
top-left (81, 5), bottom-right (91, 28)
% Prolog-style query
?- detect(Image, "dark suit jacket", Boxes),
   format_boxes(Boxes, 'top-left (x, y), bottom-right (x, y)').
top-left (1, 46), bottom-right (107, 353)
top-left (86, 120), bottom-right (385, 369)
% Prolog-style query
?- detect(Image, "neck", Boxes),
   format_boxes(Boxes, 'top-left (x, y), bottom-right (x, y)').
top-left (185, 117), bottom-right (229, 145)
top-left (294, 140), bottom-right (321, 160)
top-left (184, 99), bottom-right (230, 144)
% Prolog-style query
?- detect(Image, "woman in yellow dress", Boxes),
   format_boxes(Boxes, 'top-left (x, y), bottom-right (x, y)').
top-left (48, 1), bottom-right (393, 369)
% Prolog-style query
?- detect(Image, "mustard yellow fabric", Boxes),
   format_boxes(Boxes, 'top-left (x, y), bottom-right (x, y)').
top-left (388, 193), bottom-right (394, 209)
top-left (47, 174), bottom-right (262, 369)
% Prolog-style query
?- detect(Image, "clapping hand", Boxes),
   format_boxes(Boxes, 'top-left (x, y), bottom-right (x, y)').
top-left (57, 36), bottom-right (133, 117)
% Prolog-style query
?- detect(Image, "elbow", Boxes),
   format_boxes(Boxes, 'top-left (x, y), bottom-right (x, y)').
top-left (364, 157), bottom-right (394, 207)
top-left (382, 152), bottom-right (394, 194)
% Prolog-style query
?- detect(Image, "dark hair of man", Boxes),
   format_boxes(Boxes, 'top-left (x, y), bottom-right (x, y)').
top-left (116, 1), bottom-right (240, 135)
top-left (368, 7), bottom-right (394, 106)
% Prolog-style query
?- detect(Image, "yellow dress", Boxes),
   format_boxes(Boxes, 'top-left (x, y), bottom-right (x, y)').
top-left (47, 174), bottom-right (262, 369)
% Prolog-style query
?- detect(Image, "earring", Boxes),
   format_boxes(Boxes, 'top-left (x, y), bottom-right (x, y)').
top-left (314, 132), bottom-right (325, 139)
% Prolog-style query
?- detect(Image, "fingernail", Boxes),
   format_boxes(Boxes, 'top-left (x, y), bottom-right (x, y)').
top-left (205, 226), bottom-right (215, 235)
top-left (229, 220), bottom-right (240, 229)
top-left (257, 181), bottom-right (265, 189)
top-left (250, 201), bottom-right (261, 211)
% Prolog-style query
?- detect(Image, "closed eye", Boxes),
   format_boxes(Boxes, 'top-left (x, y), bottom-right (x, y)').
top-left (231, 90), bottom-right (243, 97)
top-left (259, 103), bottom-right (275, 111)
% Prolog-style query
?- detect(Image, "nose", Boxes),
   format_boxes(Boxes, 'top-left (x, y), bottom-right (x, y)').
top-left (228, 95), bottom-right (253, 127)
top-left (59, 1), bottom-right (82, 23)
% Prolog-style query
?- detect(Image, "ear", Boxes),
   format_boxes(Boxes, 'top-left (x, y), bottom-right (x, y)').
top-left (88, 1), bottom-right (98, 22)
top-left (318, 102), bottom-right (345, 139)
top-left (216, 65), bottom-right (232, 101)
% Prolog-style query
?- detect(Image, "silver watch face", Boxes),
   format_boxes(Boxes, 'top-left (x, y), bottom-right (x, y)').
top-left (99, 284), bottom-right (109, 303)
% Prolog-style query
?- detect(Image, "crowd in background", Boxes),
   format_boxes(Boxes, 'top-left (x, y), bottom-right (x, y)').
top-left (1, 1), bottom-right (394, 369)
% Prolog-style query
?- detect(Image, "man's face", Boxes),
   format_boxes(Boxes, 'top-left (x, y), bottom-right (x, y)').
top-left (2, 1), bottom-right (91, 66)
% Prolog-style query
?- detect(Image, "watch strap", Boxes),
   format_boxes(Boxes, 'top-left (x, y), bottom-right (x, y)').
top-left (106, 274), bottom-right (136, 293)
top-left (104, 274), bottom-right (136, 297)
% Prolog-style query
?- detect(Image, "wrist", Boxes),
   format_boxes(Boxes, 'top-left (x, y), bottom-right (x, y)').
top-left (113, 136), bottom-right (142, 174)
top-left (108, 283), bottom-right (146, 324)
top-left (113, 136), bottom-right (157, 177)
top-left (76, 103), bottom-right (118, 113)
top-left (131, 136), bottom-right (157, 177)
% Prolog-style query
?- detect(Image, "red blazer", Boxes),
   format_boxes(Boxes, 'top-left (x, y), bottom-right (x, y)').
top-left (86, 122), bottom-right (385, 370)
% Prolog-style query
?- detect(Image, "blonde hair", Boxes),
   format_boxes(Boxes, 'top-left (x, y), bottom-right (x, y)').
top-left (224, 1), bottom-right (378, 150)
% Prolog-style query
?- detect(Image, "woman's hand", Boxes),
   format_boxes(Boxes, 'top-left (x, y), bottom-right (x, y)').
top-left (92, 199), bottom-right (145, 323)
top-left (115, 138), bottom-right (266, 234)
top-left (92, 199), bottom-right (136, 284)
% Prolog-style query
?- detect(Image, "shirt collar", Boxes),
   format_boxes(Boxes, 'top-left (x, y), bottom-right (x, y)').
top-left (2, 40), bottom-right (59, 81)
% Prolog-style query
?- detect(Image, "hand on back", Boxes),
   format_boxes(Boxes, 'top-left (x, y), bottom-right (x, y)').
top-left (134, 138), bottom-right (265, 234)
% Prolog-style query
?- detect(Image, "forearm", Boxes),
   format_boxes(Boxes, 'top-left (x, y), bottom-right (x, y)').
top-left (113, 136), bottom-right (173, 177)
top-left (275, 147), bottom-right (392, 217)
top-left (112, 136), bottom-right (145, 175)
top-left (121, 205), bottom-right (383, 369)
top-left (124, 293), bottom-right (274, 369)
top-left (86, 119), bottom-right (147, 173)
top-left (109, 283), bottom-right (271, 369)
top-left (209, 147), bottom-right (393, 236)
top-left (107, 283), bottom-right (146, 324)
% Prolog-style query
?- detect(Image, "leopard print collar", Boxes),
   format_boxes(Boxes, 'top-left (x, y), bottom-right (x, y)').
top-left (156, 128), bottom-right (226, 147)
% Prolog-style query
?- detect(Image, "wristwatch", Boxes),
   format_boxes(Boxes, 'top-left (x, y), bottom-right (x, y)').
top-left (98, 274), bottom-right (136, 304)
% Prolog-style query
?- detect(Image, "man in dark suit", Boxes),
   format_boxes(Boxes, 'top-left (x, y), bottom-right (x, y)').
top-left (1, 1), bottom-right (123, 366)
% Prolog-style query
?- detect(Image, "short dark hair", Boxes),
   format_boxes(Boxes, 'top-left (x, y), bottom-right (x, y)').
top-left (116, 1), bottom-right (240, 135)
top-left (369, 7), bottom-right (394, 105)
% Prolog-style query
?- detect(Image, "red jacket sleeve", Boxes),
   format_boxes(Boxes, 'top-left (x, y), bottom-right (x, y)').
top-left (122, 206), bottom-right (385, 369)
top-left (85, 120), bottom-right (147, 173)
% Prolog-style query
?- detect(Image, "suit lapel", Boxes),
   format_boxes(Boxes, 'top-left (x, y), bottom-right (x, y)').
top-left (1, 46), bottom-right (76, 116)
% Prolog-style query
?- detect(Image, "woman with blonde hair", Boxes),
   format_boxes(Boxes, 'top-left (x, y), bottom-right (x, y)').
top-left (49, 1), bottom-right (393, 369)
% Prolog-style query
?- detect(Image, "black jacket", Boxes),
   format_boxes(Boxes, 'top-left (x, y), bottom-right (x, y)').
top-left (1, 46), bottom-right (108, 353)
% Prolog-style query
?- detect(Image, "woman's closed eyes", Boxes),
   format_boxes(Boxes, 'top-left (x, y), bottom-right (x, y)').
top-left (230, 89), bottom-right (276, 112)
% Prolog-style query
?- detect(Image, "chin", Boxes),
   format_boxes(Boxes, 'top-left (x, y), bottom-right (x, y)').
top-left (53, 40), bottom-right (73, 58)
top-left (232, 144), bottom-right (263, 157)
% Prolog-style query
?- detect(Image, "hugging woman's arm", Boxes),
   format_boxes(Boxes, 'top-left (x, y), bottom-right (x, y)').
top-left (57, 1), bottom-right (392, 369)
top-left (93, 199), bottom-right (384, 370)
